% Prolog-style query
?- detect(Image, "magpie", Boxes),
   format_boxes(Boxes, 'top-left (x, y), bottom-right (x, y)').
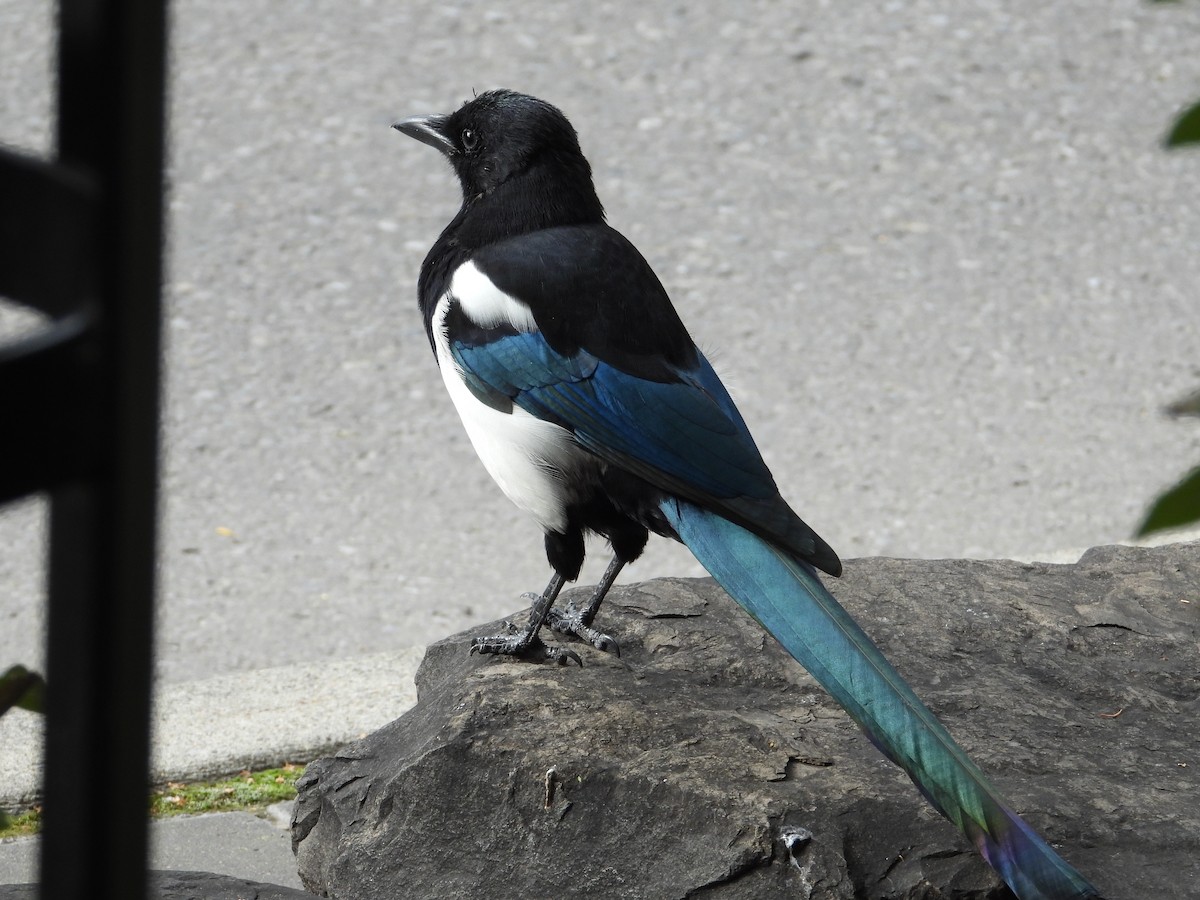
top-left (393, 90), bottom-right (1098, 899)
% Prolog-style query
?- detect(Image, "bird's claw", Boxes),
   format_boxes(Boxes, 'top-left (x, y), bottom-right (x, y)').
top-left (547, 604), bottom-right (621, 657)
top-left (469, 632), bottom-right (583, 666)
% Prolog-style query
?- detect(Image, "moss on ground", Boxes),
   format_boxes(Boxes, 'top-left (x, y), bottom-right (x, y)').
top-left (0, 763), bottom-right (302, 840)
top-left (149, 764), bottom-right (301, 818)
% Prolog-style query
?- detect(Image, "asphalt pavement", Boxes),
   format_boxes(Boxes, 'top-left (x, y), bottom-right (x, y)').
top-left (2, 0), bottom-right (1200, 890)
top-left (0, 810), bottom-right (302, 890)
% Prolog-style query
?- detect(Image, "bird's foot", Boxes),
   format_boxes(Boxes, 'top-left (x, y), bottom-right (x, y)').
top-left (470, 606), bottom-right (582, 666)
top-left (546, 602), bottom-right (620, 657)
top-left (470, 631), bottom-right (582, 665)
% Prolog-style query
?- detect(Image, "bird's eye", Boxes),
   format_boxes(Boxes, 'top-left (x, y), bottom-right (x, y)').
top-left (461, 128), bottom-right (479, 151)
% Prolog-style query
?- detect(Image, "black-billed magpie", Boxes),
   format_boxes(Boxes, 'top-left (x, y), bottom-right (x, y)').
top-left (392, 90), bottom-right (1098, 899)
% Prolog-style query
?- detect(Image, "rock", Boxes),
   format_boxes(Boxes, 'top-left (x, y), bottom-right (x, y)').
top-left (0, 870), bottom-right (311, 899)
top-left (292, 544), bottom-right (1199, 899)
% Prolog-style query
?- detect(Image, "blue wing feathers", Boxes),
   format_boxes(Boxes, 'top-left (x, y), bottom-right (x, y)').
top-left (453, 331), bottom-right (776, 499)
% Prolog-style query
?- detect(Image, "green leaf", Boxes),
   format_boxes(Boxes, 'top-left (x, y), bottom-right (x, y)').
top-left (1165, 101), bottom-right (1200, 148)
top-left (0, 665), bottom-right (46, 716)
top-left (1136, 466), bottom-right (1200, 536)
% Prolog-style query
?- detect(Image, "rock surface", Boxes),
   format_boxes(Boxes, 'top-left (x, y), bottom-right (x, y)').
top-left (292, 544), bottom-right (1198, 899)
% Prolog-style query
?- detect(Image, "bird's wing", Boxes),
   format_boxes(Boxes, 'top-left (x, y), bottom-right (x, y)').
top-left (448, 227), bottom-right (840, 574)
top-left (469, 223), bottom-right (697, 379)
top-left (453, 329), bottom-right (774, 503)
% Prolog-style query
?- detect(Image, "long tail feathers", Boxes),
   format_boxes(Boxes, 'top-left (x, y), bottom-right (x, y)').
top-left (661, 498), bottom-right (1099, 900)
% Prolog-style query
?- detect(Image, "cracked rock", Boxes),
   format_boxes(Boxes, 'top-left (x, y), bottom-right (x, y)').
top-left (292, 544), bottom-right (1199, 898)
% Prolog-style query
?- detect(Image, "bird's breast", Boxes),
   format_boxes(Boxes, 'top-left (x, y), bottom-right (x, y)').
top-left (431, 286), bottom-right (594, 535)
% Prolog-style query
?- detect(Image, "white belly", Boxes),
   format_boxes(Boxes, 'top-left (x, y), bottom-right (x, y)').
top-left (432, 292), bottom-right (592, 534)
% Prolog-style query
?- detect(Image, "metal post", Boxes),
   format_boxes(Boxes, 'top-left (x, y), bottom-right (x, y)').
top-left (34, 0), bottom-right (168, 895)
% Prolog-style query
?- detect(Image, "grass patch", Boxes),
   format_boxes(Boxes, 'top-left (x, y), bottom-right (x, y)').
top-left (0, 763), bottom-right (302, 839)
top-left (0, 808), bottom-right (41, 839)
top-left (149, 764), bottom-right (301, 818)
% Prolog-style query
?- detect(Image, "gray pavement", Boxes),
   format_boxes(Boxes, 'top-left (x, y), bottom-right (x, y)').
top-left (3, 0), bottom-right (1200, 891)
top-left (5, 0), bottom-right (1200, 687)
top-left (0, 810), bottom-right (301, 890)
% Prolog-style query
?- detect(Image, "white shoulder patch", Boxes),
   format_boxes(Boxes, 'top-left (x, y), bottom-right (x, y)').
top-left (449, 260), bottom-right (538, 332)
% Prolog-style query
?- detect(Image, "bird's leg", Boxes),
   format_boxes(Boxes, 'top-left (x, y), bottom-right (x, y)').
top-left (546, 556), bottom-right (624, 656)
top-left (470, 570), bottom-right (582, 665)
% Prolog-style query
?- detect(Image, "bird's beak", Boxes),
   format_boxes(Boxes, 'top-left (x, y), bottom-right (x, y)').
top-left (392, 114), bottom-right (454, 157)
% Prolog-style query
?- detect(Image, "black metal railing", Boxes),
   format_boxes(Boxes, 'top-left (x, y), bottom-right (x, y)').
top-left (0, 1), bottom-right (168, 896)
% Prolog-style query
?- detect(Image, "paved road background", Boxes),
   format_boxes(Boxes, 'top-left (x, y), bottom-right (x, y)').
top-left (3, 0), bottom-right (1199, 684)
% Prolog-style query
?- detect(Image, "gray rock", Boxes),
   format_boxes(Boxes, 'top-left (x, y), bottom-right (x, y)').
top-left (0, 870), bottom-right (311, 899)
top-left (292, 544), bottom-right (1199, 899)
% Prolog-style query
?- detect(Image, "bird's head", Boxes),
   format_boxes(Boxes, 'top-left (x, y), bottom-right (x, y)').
top-left (393, 90), bottom-right (597, 206)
